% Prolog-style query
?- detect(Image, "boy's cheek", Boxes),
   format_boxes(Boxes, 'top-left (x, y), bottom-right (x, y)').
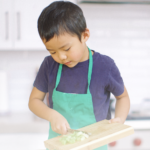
top-left (70, 51), bottom-right (83, 61)
top-left (51, 55), bottom-right (60, 63)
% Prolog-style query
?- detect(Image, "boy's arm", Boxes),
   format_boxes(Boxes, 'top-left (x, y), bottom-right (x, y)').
top-left (28, 87), bottom-right (70, 134)
top-left (109, 86), bottom-right (130, 124)
top-left (28, 87), bottom-right (55, 122)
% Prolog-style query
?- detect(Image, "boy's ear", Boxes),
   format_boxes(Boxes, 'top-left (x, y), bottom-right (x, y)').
top-left (81, 28), bottom-right (90, 42)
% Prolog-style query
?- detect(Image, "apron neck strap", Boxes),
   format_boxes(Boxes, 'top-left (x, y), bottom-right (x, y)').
top-left (55, 63), bottom-right (63, 89)
top-left (55, 47), bottom-right (93, 94)
top-left (87, 47), bottom-right (93, 94)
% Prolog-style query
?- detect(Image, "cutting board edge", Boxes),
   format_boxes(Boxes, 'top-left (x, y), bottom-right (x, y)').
top-left (70, 126), bottom-right (135, 150)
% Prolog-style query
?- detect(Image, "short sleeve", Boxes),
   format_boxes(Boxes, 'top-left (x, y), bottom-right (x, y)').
top-left (33, 57), bottom-right (49, 93)
top-left (106, 60), bottom-right (124, 96)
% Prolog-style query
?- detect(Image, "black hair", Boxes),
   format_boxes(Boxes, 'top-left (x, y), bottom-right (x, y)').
top-left (37, 1), bottom-right (87, 42)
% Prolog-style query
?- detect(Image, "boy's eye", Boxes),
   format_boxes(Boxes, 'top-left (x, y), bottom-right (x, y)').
top-left (50, 48), bottom-right (70, 54)
top-left (65, 48), bottom-right (70, 51)
top-left (51, 52), bottom-right (56, 54)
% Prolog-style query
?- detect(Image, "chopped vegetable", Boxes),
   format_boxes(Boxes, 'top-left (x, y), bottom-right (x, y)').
top-left (59, 131), bottom-right (89, 145)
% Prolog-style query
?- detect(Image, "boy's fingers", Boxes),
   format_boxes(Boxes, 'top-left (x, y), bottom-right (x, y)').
top-left (55, 126), bottom-right (61, 134)
top-left (62, 123), bottom-right (70, 135)
top-left (108, 119), bottom-right (112, 123)
top-left (109, 118), bottom-right (122, 124)
top-left (61, 124), bottom-right (68, 135)
top-left (66, 122), bottom-right (70, 129)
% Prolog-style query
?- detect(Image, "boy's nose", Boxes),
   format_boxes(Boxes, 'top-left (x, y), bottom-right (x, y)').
top-left (58, 53), bottom-right (67, 60)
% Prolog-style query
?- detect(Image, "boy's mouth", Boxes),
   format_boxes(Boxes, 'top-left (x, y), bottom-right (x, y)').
top-left (64, 61), bottom-right (71, 65)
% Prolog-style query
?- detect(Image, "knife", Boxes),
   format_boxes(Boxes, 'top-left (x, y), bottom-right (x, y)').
top-left (67, 128), bottom-right (92, 136)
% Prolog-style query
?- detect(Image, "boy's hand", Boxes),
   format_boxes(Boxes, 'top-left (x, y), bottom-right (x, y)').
top-left (50, 110), bottom-right (70, 135)
top-left (108, 117), bottom-right (123, 124)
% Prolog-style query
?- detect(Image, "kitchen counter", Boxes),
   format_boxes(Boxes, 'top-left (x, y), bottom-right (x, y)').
top-left (0, 112), bottom-right (49, 133)
top-left (0, 113), bottom-right (48, 150)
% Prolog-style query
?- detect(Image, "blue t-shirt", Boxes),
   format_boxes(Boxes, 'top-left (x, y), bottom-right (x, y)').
top-left (33, 50), bottom-right (124, 121)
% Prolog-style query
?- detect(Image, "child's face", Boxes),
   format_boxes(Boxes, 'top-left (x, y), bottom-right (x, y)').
top-left (42, 29), bottom-right (90, 68)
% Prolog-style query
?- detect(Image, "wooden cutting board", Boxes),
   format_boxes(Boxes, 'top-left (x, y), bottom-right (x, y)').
top-left (44, 119), bottom-right (134, 150)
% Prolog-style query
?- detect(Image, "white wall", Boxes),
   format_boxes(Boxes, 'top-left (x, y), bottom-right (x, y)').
top-left (0, 51), bottom-right (49, 113)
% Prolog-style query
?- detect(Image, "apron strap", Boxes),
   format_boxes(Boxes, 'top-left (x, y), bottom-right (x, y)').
top-left (87, 47), bottom-right (93, 94)
top-left (55, 63), bottom-right (63, 89)
top-left (55, 47), bottom-right (93, 95)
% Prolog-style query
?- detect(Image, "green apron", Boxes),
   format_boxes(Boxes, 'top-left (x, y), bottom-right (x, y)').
top-left (47, 47), bottom-right (107, 150)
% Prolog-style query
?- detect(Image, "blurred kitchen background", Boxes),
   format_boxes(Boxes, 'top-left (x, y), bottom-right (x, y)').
top-left (0, 0), bottom-right (150, 150)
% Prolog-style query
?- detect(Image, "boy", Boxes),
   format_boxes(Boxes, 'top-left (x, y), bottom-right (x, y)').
top-left (28, 1), bottom-right (130, 150)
